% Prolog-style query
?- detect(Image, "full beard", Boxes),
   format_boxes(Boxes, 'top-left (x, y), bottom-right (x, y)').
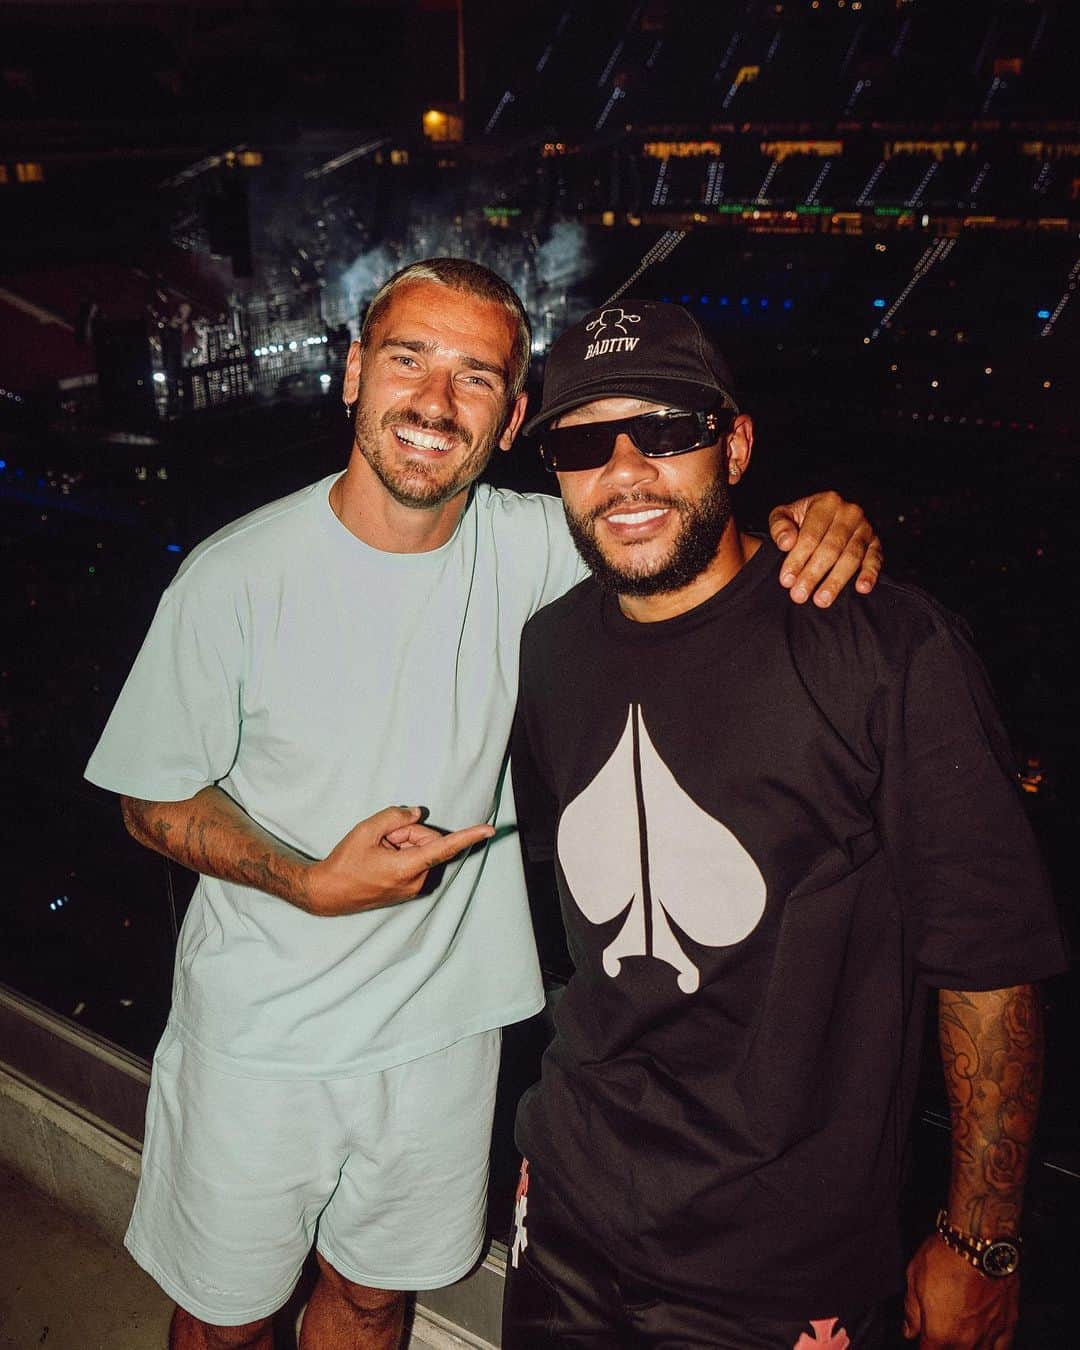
top-left (353, 404), bottom-right (497, 509)
top-left (565, 478), bottom-right (734, 597)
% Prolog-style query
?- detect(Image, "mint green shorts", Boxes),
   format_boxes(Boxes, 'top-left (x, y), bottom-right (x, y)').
top-left (125, 1023), bottom-right (502, 1326)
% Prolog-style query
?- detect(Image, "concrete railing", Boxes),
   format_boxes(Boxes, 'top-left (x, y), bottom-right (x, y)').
top-left (0, 983), bottom-right (505, 1347)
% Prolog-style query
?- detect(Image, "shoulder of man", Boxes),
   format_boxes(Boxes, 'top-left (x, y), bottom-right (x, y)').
top-left (474, 484), bottom-right (586, 604)
top-left (472, 483), bottom-right (568, 542)
top-left (169, 475), bottom-right (332, 592)
top-left (773, 565), bottom-right (1008, 774)
top-left (784, 565), bottom-right (974, 681)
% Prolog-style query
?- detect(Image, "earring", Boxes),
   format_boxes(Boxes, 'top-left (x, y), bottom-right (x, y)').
top-left (344, 402), bottom-right (353, 420)
top-left (729, 465), bottom-right (740, 481)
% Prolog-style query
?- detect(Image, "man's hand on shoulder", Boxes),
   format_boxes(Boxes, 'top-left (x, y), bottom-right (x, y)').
top-left (768, 490), bottom-right (883, 607)
top-left (306, 806), bottom-right (494, 917)
top-left (903, 1232), bottom-right (1019, 1350)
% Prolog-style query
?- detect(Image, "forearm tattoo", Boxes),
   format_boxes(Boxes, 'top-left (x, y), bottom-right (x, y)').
top-left (938, 984), bottom-right (1044, 1236)
top-left (122, 791), bottom-right (312, 907)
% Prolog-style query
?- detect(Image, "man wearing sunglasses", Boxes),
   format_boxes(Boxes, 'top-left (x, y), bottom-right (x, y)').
top-left (506, 301), bottom-right (1065, 1350)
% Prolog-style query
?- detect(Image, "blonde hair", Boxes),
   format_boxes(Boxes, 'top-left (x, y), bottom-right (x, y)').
top-left (360, 258), bottom-right (532, 399)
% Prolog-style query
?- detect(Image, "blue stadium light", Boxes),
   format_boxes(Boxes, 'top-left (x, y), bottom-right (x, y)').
top-left (166, 544), bottom-right (183, 554)
top-left (1036, 309), bottom-right (1051, 319)
top-left (0, 460), bottom-right (6, 470)
top-left (783, 299), bottom-right (793, 310)
top-left (680, 294), bottom-right (691, 303)
top-left (873, 298), bottom-right (887, 308)
top-left (700, 296), bottom-right (710, 305)
top-left (760, 298), bottom-right (769, 308)
top-left (720, 296), bottom-right (730, 306)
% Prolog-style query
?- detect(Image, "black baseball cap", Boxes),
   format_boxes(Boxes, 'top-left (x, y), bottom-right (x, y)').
top-left (524, 299), bottom-right (739, 436)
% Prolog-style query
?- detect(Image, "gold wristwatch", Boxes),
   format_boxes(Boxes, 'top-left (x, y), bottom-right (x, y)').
top-left (935, 1209), bottom-right (1021, 1278)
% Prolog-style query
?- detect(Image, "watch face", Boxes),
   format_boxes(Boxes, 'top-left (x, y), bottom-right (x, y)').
top-left (982, 1241), bottom-right (1021, 1277)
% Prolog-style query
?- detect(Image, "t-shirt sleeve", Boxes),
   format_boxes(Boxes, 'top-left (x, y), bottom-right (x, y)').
top-left (873, 608), bottom-right (1066, 990)
top-left (511, 629), bottom-right (560, 864)
top-left (84, 560), bottom-right (244, 802)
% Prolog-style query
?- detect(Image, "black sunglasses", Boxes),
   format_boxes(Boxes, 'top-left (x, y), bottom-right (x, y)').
top-left (539, 407), bottom-right (736, 473)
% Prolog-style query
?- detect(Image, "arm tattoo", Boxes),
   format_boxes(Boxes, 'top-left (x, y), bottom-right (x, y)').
top-left (938, 984), bottom-right (1044, 1236)
top-left (120, 789), bottom-right (313, 909)
top-left (235, 849), bottom-right (311, 904)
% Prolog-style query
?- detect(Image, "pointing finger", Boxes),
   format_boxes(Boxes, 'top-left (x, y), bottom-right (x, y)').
top-left (409, 824), bottom-right (495, 876)
top-left (384, 824), bottom-right (448, 849)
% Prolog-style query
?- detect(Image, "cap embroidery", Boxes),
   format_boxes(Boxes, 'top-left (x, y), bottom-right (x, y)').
top-left (584, 307), bottom-right (641, 360)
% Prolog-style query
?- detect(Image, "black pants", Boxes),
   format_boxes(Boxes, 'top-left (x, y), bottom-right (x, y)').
top-left (502, 1162), bottom-right (886, 1350)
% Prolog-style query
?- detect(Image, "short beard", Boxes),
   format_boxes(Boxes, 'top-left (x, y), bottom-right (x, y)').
top-left (353, 404), bottom-right (498, 509)
top-left (564, 478), bottom-right (734, 598)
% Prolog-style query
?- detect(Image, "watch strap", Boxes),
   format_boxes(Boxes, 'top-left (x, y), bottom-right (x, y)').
top-left (935, 1208), bottom-right (1021, 1277)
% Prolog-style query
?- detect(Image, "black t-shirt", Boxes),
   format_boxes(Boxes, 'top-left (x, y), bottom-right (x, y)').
top-left (511, 540), bottom-right (1065, 1318)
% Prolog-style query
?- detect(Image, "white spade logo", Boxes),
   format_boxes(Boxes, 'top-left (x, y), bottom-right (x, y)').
top-left (556, 705), bottom-right (766, 994)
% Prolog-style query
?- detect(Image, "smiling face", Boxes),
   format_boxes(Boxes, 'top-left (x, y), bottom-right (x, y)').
top-left (345, 280), bottom-right (527, 512)
top-left (555, 396), bottom-right (753, 614)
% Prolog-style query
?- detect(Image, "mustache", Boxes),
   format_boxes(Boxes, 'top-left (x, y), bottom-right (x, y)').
top-left (584, 493), bottom-right (683, 527)
top-left (381, 406), bottom-right (473, 448)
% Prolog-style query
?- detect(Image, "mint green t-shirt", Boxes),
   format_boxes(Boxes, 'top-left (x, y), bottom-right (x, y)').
top-left (85, 473), bottom-right (585, 1077)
